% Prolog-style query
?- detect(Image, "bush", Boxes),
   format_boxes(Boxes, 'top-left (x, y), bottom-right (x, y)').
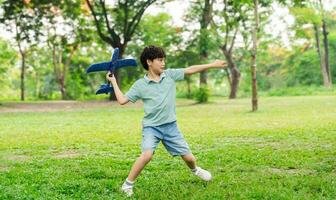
top-left (193, 86), bottom-right (210, 103)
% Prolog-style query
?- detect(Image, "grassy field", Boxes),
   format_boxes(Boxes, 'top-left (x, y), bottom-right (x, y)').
top-left (0, 96), bottom-right (335, 199)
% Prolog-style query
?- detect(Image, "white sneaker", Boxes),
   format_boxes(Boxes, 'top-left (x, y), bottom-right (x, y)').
top-left (121, 182), bottom-right (134, 197)
top-left (193, 166), bottom-right (212, 181)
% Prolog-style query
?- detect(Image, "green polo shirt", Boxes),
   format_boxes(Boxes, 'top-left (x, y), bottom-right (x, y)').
top-left (125, 68), bottom-right (185, 127)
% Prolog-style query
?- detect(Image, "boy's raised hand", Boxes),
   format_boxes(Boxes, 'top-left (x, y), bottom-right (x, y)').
top-left (106, 72), bottom-right (115, 82)
top-left (211, 60), bottom-right (227, 68)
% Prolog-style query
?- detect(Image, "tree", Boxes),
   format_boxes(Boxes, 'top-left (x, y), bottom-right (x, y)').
top-left (318, 0), bottom-right (332, 86)
top-left (199, 0), bottom-right (215, 86)
top-left (290, 0), bottom-right (332, 87)
top-left (40, 1), bottom-right (92, 99)
top-left (218, 0), bottom-right (246, 99)
top-left (251, 0), bottom-right (259, 111)
top-left (213, 0), bottom-right (274, 101)
top-left (0, 0), bottom-right (44, 100)
top-left (240, 0), bottom-right (278, 110)
top-left (85, 0), bottom-right (157, 100)
top-left (184, 0), bottom-right (215, 103)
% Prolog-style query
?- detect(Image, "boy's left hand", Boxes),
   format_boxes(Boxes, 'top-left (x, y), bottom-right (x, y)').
top-left (106, 72), bottom-right (116, 82)
top-left (211, 60), bottom-right (227, 68)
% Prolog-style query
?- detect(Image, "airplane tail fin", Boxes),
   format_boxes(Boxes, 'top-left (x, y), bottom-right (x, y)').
top-left (95, 84), bottom-right (114, 95)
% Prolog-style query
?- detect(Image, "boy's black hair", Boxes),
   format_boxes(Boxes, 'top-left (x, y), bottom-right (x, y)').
top-left (140, 45), bottom-right (166, 70)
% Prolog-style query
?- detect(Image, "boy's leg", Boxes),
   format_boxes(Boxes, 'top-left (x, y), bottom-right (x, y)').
top-left (121, 150), bottom-right (153, 196)
top-left (181, 153), bottom-right (212, 181)
top-left (127, 126), bottom-right (161, 181)
top-left (181, 153), bottom-right (196, 169)
top-left (127, 150), bottom-right (153, 181)
top-left (121, 126), bottom-right (161, 196)
top-left (160, 122), bottom-right (212, 181)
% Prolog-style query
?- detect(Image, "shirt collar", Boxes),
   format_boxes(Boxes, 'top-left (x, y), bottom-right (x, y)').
top-left (144, 72), bottom-right (166, 83)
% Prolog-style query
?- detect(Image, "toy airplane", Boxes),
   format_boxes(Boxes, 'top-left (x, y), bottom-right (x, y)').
top-left (86, 48), bottom-right (137, 94)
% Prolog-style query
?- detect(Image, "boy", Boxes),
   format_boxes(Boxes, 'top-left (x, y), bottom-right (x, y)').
top-left (106, 45), bottom-right (226, 196)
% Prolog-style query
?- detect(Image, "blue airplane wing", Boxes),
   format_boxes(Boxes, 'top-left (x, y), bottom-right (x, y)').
top-left (111, 48), bottom-right (120, 63)
top-left (86, 61), bottom-right (111, 73)
top-left (115, 59), bottom-right (137, 70)
top-left (95, 84), bottom-right (114, 95)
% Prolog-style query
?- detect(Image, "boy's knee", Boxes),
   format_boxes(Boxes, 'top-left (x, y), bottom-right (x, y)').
top-left (141, 150), bottom-right (153, 163)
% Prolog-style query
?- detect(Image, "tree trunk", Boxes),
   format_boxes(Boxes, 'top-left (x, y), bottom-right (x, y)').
top-left (222, 48), bottom-right (240, 99)
top-left (322, 20), bottom-right (332, 86)
top-left (59, 76), bottom-right (66, 100)
top-left (200, 65), bottom-right (208, 85)
top-left (16, 26), bottom-right (26, 101)
top-left (313, 24), bottom-right (330, 87)
top-left (20, 51), bottom-right (26, 101)
top-left (35, 72), bottom-right (40, 98)
top-left (221, 1), bottom-right (241, 99)
top-left (224, 68), bottom-right (232, 88)
top-left (199, 0), bottom-right (214, 86)
top-left (51, 43), bottom-right (78, 100)
top-left (319, 0), bottom-right (332, 87)
top-left (230, 68), bottom-right (241, 99)
top-left (251, 0), bottom-right (259, 112)
top-left (187, 79), bottom-right (191, 98)
top-left (199, 33), bottom-right (208, 85)
top-left (52, 46), bottom-right (68, 100)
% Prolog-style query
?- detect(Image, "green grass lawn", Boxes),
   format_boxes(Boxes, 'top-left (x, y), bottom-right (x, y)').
top-left (0, 96), bottom-right (335, 199)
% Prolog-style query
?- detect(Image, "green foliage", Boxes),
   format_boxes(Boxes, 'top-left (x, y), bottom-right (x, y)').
top-left (136, 13), bottom-right (182, 48)
top-left (290, 7), bottom-right (321, 25)
top-left (0, 39), bottom-right (16, 81)
top-left (0, 39), bottom-right (17, 99)
top-left (290, 7), bottom-right (321, 39)
top-left (193, 85), bottom-right (210, 103)
top-left (66, 68), bottom-right (86, 100)
top-left (284, 49), bottom-right (322, 86)
top-left (67, 43), bottom-right (112, 100)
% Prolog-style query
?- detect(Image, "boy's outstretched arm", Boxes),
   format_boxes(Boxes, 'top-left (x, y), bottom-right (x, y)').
top-left (184, 60), bottom-right (227, 75)
top-left (106, 72), bottom-right (129, 105)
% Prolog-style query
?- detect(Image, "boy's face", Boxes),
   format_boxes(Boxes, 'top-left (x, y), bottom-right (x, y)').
top-left (147, 58), bottom-right (165, 74)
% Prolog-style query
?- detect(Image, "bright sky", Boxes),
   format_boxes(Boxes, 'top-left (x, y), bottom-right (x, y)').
top-left (145, 0), bottom-right (190, 27)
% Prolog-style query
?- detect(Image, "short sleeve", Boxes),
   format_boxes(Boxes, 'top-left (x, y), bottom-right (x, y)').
top-left (125, 81), bottom-right (141, 103)
top-left (164, 68), bottom-right (185, 81)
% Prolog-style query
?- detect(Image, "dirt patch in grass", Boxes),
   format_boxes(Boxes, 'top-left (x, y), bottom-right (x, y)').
top-left (5, 155), bottom-right (31, 162)
top-left (222, 136), bottom-right (283, 148)
top-left (266, 167), bottom-right (317, 175)
top-left (53, 151), bottom-right (82, 159)
top-left (0, 99), bottom-right (196, 113)
top-left (0, 100), bottom-right (142, 113)
top-left (0, 166), bottom-right (10, 172)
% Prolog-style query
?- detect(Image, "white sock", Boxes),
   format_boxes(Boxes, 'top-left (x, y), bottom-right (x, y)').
top-left (124, 178), bottom-right (134, 187)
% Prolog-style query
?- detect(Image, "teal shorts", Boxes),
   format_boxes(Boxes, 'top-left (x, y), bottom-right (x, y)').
top-left (142, 121), bottom-right (191, 156)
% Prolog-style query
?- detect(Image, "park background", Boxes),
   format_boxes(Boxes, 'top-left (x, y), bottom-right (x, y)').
top-left (0, 0), bottom-right (335, 199)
